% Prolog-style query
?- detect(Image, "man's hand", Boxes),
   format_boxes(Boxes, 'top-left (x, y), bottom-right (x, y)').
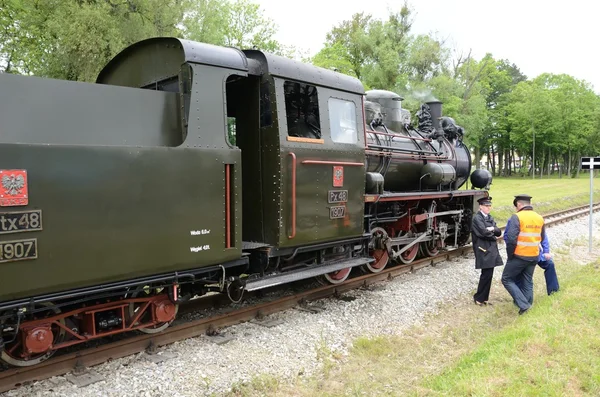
top-left (543, 253), bottom-right (552, 260)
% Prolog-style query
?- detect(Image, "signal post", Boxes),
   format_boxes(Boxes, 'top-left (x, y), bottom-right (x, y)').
top-left (581, 157), bottom-right (600, 253)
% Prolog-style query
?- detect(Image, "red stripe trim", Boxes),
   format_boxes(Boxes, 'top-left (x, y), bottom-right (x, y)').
top-left (365, 190), bottom-right (485, 202)
top-left (289, 152), bottom-right (296, 239)
top-left (225, 164), bottom-right (231, 248)
top-left (301, 160), bottom-right (363, 166)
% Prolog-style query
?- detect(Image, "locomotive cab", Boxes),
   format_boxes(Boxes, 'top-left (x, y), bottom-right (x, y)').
top-left (240, 52), bottom-right (368, 249)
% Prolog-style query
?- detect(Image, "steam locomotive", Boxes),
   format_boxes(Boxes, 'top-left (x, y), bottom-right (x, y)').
top-left (0, 37), bottom-right (491, 366)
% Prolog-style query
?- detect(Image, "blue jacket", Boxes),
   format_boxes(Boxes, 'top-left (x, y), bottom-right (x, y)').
top-left (504, 217), bottom-right (549, 262)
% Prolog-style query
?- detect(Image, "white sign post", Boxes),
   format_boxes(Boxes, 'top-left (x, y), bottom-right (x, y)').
top-left (581, 157), bottom-right (600, 253)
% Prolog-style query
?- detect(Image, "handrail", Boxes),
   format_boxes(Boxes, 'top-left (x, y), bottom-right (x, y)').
top-left (367, 144), bottom-right (439, 155)
top-left (288, 152), bottom-right (297, 239)
top-left (362, 96), bottom-right (368, 148)
top-left (365, 150), bottom-right (449, 161)
top-left (366, 128), bottom-right (433, 143)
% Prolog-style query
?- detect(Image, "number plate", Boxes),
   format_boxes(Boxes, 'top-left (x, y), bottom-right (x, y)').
top-left (0, 238), bottom-right (38, 263)
top-left (328, 190), bottom-right (348, 204)
top-left (0, 210), bottom-right (43, 234)
top-left (329, 205), bottom-right (346, 219)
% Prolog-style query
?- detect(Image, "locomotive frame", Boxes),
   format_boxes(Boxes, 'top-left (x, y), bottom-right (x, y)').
top-left (0, 37), bottom-right (490, 366)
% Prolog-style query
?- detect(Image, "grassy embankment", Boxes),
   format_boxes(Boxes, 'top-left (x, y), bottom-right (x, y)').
top-left (483, 174), bottom-right (600, 225)
top-left (225, 176), bottom-right (600, 397)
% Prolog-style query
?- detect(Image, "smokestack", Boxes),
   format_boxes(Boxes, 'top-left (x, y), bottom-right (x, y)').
top-left (426, 100), bottom-right (443, 132)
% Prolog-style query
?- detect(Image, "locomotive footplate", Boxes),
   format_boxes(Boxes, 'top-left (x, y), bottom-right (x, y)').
top-left (365, 189), bottom-right (487, 203)
top-left (244, 257), bottom-right (374, 291)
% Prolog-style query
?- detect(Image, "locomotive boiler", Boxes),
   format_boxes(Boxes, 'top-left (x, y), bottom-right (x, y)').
top-left (0, 36), bottom-right (491, 367)
top-left (364, 90), bottom-right (473, 193)
top-left (358, 90), bottom-right (492, 269)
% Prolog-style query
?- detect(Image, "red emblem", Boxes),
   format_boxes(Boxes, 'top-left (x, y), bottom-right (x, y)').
top-left (0, 170), bottom-right (29, 207)
top-left (333, 166), bottom-right (344, 187)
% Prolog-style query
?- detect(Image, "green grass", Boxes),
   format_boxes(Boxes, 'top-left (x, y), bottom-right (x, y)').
top-left (421, 261), bottom-right (600, 397)
top-left (229, 373), bottom-right (282, 396)
top-left (482, 175), bottom-right (600, 225)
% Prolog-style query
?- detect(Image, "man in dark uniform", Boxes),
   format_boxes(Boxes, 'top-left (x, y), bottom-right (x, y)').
top-left (471, 196), bottom-right (503, 306)
top-left (502, 194), bottom-right (547, 315)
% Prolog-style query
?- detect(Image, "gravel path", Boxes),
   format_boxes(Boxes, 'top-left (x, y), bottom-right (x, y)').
top-left (4, 215), bottom-right (600, 397)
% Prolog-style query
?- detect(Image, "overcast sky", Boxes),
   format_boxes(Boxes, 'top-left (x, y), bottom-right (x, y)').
top-left (255, 0), bottom-right (599, 93)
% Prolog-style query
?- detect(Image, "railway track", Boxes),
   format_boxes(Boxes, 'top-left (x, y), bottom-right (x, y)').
top-left (2, 202), bottom-right (599, 393)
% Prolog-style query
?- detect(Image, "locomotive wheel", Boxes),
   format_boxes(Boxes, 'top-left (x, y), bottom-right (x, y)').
top-left (420, 240), bottom-right (440, 257)
top-left (397, 243), bottom-right (419, 264)
top-left (421, 201), bottom-right (440, 257)
top-left (366, 227), bottom-right (390, 273)
top-left (128, 286), bottom-right (179, 334)
top-left (317, 267), bottom-right (352, 285)
top-left (456, 208), bottom-right (473, 247)
top-left (1, 302), bottom-right (66, 367)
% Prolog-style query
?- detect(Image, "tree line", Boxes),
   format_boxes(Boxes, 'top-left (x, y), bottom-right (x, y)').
top-left (0, 0), bottom-right (298, 82)
top-left (311, 3), bottom-right (600, 177)
top-left (2, 0), bottom-right (598, 177)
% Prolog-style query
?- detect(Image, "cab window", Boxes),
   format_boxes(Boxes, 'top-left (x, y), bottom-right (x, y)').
top-left (284, 81), bottom-right (321, 139)
top-left (328, 98), bottom-right (357, 144)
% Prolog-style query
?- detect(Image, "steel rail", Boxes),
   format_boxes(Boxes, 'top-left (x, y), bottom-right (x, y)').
top-left (1, 202), bottom-right (599, 393)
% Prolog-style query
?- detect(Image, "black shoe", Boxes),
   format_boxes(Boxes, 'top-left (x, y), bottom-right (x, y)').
top-left (518, 308), bottom-right (529, 315)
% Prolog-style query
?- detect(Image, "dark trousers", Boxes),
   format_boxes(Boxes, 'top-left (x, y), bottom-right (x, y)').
top-left (474, 268), bottom-right (494, 303)
top-left (502, 257), bottom-right (537, 311)
top-left (516, 258), bottom-right (559, 295)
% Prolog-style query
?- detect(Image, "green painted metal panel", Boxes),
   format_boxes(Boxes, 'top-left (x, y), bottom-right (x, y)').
top-left (0, 145), bottom-right (240, 302)
top-left (0, 61), bottom-right (244, 303)
top-left (274, 79), bottom-right (366, 248)
top-left (257, 77), bottom-right (284, 245)
top-left (0, 73), bottom-right (184, 147)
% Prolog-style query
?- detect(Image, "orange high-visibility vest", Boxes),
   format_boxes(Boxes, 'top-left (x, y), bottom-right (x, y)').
top-left (514, 210), bottom-right (544, 257)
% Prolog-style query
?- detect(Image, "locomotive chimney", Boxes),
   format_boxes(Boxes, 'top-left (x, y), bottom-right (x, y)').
top-left (426, 100), bottom-right (443, 132)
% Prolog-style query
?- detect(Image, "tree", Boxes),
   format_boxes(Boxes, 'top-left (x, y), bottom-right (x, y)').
top-left (313, 2), bottom-right (454, 97)
top-left (542, 74), bottom-right (600, 176)
top-left (180, 0), bottom-right (229, 46)
top-left (321, 12), bottom-right (373, 80)
top-left (402, 34), bottom-right (448, 84)
top-left (502, 74), bottom-right (600, 178)
top-left (311, 42), bottom-right (358, 78)
top-left (1, 0), bottom-right (185, 81)
top-left (1, 0), bottom-right (295, 82)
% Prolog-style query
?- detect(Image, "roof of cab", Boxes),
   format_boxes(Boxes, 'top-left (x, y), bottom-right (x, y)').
top-left (96, 37), bottom-right (248, 87)
top-left (96, 37), bottom-right (364, 95)
top-left (244, 50), bottom-right (364, 95)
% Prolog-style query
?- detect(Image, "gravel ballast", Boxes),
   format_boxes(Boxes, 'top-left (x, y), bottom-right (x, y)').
top-left (4, 215), bottom-right (600, 397)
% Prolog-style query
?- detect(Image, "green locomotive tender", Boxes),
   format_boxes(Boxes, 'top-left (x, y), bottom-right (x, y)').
top-left (0, 37), bottom-right (490, 366)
